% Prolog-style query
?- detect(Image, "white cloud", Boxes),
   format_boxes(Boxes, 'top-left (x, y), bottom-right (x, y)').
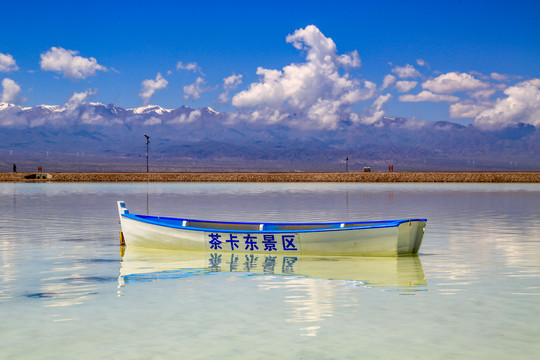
top-left (219, 73), bottom-right (243, 103)
top-left (0, 53), bottom-right (19, 72)
top-left (0, 89), bottom-right (127, 127)
top-left (80, 111), bottom-right (104, 125)
top-left (66, 89), bottom-right (97, 109)
top-left (449, 101), bottom-right (489, 118)
top-left (422, 72), bottom-right (488, 93)
top-left (176, 61), bottom-right (203, 75)
top-left (143, 117), bottom-right (162, 126)
top-left (40, 47), bottom-right (106, 80)
top-left (529, 79), bottom-right (540, 87)
top-left (183, 77), bottom-right (212, 101)
top-left (474, 79), bottom-right (540, 130)
top-left (231, 25), bottom-right (371, 129)
top-left (1, 78), bottom-right (22, 103)
top-left (395, 80), bottom-right (417, 93)
top-left (399, 90), bottom-right (459, 103)
top-left (490, 72), bottom-right (509, 81)
top-left (380, 76), bottom-right (417, 92)
top-left (65, 89), bottom-right (106, 125)
top-left (189, 109), bottom-right (202, 122)
top-left (470, 70), bottom-right (492, 80)
top-left (392, 64), bottom-right (421, 79)
top-left (380, 74), bottom-right (396, 90)
top-left (218, 92), bottom-right (230, 103)
top-left (139, 73), bottom-right (168, 105)
top-left (223, 73), bottom-right (243, 90)
top-left (470, 89), bottom-right (497, 100)
top-left (416, 59), bottom-right (425, 67)
top-left (0, 102), bottom-right (25, 126)
top-left (306, 100), bottom-right (342, 128)
top-left (169, 109), bottom-right (202, 124)
top-left (337, 50), bottom-right (361, 68)
top-left (360, 94), bottom-right (392, 125)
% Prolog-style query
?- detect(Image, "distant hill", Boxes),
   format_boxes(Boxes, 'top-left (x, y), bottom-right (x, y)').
top-left (1, 102), bottom-right (538, 171)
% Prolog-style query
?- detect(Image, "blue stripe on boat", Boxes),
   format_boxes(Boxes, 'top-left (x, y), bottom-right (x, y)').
top-left (122, 214), bottom-right (427, 233)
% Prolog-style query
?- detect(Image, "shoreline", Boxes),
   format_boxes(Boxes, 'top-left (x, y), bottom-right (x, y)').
top-left (1, 171), bottom-right (539, 183)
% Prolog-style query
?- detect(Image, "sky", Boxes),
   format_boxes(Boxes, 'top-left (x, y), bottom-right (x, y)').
top-left (1, 0), bottom-right (539, 130)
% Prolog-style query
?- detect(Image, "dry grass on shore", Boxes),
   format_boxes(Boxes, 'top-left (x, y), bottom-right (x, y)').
top-left (1, 171), bottom-right (539, 183)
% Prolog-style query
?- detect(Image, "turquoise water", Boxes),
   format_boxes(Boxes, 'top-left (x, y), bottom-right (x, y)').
top-left (0, 183), bottom-right (539, 359)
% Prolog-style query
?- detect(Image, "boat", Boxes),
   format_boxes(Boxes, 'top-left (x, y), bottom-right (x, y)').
top-left (117, 201), bottom-right (427, 256)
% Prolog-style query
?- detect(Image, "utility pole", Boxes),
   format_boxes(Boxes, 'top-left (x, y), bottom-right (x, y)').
top-left (345, 156), bottom-right (349, 172)
top-left (144, 134), bottom-right (150, 173)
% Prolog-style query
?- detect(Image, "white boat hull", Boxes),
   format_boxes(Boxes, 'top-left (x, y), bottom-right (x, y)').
top-left (118, 201), bottom-right (426, 257)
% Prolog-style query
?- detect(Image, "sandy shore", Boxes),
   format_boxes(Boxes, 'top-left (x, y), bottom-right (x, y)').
top-left (1, 171), bottom-right (539, 183)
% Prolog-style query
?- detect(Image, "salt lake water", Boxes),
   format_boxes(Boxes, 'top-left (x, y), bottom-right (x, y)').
top-left (0, 182), bottom-right (539, 359)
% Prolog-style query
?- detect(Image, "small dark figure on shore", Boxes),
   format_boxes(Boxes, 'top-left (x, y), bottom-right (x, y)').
top-left (13, 164), bottom-right (17, 172)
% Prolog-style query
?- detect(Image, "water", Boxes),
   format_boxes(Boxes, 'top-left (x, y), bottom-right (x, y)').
top-left (1, 182), bottom-right (539, 359)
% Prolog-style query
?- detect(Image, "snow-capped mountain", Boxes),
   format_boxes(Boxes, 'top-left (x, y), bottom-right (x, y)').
top-left (128, 105), bottom-right (173, 115)
top-left (0, 102), bottom-right (538, 171)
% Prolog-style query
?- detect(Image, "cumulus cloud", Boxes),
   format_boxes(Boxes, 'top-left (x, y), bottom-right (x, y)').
top-left (416, 59), bottom-right (425, 67)
top-left (223, 73), bottom-right (243, 90)
top-left (422, 72), bottom-right (488, 93)
top-left (450, 101), bottom-right (490, 119)
top-left (143, 117), bottom-right (161, 126)
top-left (66, 88), bottom-right (97, 109)
top-left (176, 61), bottom-right (203, 75)
top-left (471, 71), bottom-right (493, 80)
top-left (139, 73), bottom-right (168, 105)
top-left (380, 75), bottom-right (417, 93)
top-left (392, 64), bottom-right (421, 79)
top-left (79, 111), bottom-right (105, 125)
top-left (218, 92), bottom-right (230, 103)
top-left (219, 73), bottom-right (243, 103)
top-left (395, 80), bottom-right (417, 93)
top-left (0, 88), bottom-right (108, 127)
top-left (359, 94), bottom-right (392, 125)
top-left (183, 77), bottom-right (213, 101)
top-left (168, 109), bottom-right (202, 124)
top-left (63, 89), bottom-right (106, 125)
top-left (399, 90), bottom-right (459, 103)
top-left (0, 102), bottom-right (24, 126)
top-left (470, 89), bottom-right (497, 100)
top-left (231, 25), bottom-right (372, 129)
top-left (1, 78), bottom-right (22, 103)
top-left (337, 50), bottom-right (361, 68)
top-left (473, 79), bottom-right (540, 130)
top-left (490, 72), bottom-right (509, 81)
top-left (40, 47), bottom-right (107, 80)
top-left (380, 74), bottom-right (396, 90)
top-left (0, 53), bottom-right (19, 72)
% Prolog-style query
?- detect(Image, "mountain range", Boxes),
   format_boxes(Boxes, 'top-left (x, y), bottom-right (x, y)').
top-left (1, 102), bottom-right (538, 171)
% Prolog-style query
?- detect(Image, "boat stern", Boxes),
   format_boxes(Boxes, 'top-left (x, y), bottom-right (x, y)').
top-left (397, 220), bottom-right (427, 255)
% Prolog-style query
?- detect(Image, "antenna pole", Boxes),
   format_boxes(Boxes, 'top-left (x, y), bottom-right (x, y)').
top-left (144, 135), bottom-right (150, 173)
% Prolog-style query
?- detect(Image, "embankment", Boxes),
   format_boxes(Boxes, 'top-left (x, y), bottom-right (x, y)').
top-left (1, 172), bottom-right (539, 183)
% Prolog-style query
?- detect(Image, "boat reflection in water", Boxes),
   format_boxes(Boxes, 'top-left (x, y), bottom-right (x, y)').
top-left (118, 246), bottom-right (426, 288)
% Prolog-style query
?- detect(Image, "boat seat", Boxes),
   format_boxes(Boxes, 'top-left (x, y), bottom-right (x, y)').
top-left (263, 223), bottom-right (341, 231)
top-left (185, 220), bottom-right (260, 231)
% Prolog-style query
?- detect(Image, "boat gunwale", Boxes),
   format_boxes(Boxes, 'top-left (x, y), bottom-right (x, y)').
top-left (122, 214), bottom-right (427, 234)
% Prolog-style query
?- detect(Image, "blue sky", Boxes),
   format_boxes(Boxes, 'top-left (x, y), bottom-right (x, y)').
top-left (1, 0), bottom-right (539, 129)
